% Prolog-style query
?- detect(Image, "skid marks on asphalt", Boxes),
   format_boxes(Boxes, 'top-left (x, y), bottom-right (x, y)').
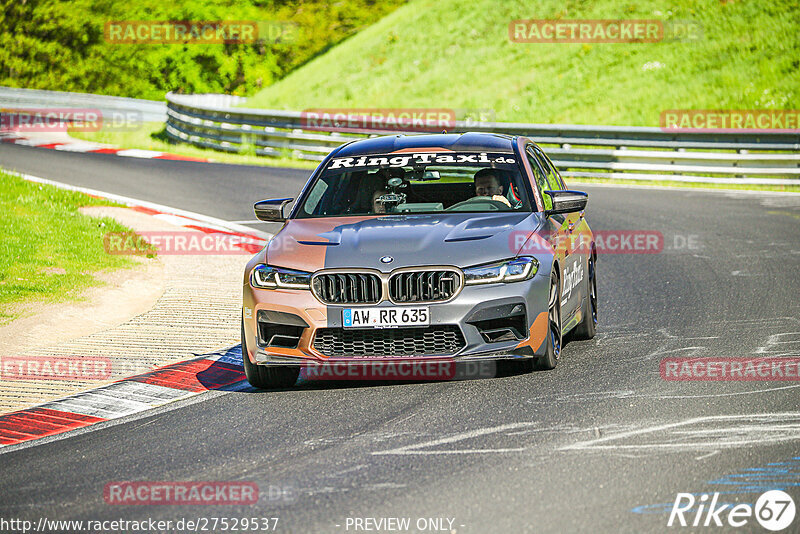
top-left (250, 417), bottom-right (800, 501)
top-left (561, 413), bottom-right (800, 452)
top-left (370, 422), bottom-right (635, 457)
top-left (597, 317), bottom-right (800, 364)
top-left (585, 318), bottom-right (800, 400)
top-left (757, 196), bottom-right (800, 208)
top-left (755, 331), bottom-right (800, 357)
top-left (362, 413), bottom-right (800, 459)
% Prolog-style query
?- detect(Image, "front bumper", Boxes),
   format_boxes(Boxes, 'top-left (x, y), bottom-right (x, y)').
top-left (242, 270), bottom-right (551, 366)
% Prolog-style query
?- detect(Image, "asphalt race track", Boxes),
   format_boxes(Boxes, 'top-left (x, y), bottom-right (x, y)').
top-left (2, 142), bottom-right (800, 533)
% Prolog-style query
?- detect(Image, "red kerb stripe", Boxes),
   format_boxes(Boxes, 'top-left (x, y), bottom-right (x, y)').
top-left (131, 359), bottom-right (245, 392)
top-left (0, 408), bottom-right (106, 445)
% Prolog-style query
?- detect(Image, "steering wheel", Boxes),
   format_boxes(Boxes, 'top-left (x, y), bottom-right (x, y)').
top-left (445, 196), bottom-right (511, 211)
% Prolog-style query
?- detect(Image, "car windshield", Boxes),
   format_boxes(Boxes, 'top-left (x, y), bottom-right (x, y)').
top-left (295, 151), bottom-right (532, 218)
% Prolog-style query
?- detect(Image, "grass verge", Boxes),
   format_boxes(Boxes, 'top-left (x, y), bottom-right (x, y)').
top-left (0, 170), bottom-right (143, 325)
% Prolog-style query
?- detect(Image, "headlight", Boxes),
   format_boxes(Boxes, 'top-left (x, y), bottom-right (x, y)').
top-left (250, 264), bottom-right (311, 289)
top-left (463, 257), bottom-right (539, 285)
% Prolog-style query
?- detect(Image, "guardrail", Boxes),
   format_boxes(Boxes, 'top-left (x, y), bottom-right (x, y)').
top-left (0, 86), bottom-right (166, 122)
top-left (157, 92), bottom-right (799, 185)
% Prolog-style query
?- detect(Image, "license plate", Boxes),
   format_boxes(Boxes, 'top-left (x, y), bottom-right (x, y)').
top-left (343, 307), bottom-right (429, 328)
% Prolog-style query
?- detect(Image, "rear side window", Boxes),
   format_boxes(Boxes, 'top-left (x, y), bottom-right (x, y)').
top-left (532, 146), bottom-right (564, 191)
top-left (526, 147), bottom-right (552, 210)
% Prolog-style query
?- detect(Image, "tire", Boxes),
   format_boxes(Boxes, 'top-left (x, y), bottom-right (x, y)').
top-left (571, 252), bottom-right (597, 341)
top-left (534, 270), bottom-right (562, 370)
top-left (241, 320), bottom-right (299, 389)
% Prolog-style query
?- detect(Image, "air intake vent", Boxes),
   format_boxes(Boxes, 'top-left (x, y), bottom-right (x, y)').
top-left (389, 270), bottom-right (461, 303)
top-left (312, 273), bottom-right (382, 304)
top-left (313, 326), bottom-right (465, 357)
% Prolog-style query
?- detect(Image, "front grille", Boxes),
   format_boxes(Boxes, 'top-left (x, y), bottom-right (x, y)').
top-left (389, 270), bottom-right (460, 303)
top-left (313, 273), bottom-right (381, 304)
top-left (313, 326), bottom-right (465, 357)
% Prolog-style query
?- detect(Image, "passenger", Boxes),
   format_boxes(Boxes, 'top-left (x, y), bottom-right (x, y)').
top-left (369, 167), bottom-right (404, 213)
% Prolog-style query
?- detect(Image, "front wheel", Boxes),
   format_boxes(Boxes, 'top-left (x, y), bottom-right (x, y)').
top-left (534, 270), bottom-right (562, 370)
top-left (241, 320), bottom-right (299, 389)
top-left (571, 252), bottom-right (597, 340)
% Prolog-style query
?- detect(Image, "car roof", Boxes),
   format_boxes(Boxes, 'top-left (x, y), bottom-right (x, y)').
top-left (333, 132), bottom-right (517, 157)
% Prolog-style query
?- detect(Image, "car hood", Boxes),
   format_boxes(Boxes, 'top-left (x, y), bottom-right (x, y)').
top-left (266, 212), bottom-right (544, 272)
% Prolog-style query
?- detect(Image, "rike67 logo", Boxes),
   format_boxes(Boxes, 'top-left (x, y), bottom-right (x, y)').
top-left (668, 490), bottom-right (796, 531)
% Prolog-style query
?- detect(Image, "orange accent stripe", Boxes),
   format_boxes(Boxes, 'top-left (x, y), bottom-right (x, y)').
top-left (516, 311), bottom-right (548, 349)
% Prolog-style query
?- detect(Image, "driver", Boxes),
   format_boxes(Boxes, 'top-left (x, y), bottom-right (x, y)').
top-left (473, 169), bottom-right (511, 207)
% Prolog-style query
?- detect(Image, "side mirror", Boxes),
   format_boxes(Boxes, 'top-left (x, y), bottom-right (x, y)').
top-left (254, 198), bottom-right (293, 222)
top-left (544, 190), bottom-right (588, 215)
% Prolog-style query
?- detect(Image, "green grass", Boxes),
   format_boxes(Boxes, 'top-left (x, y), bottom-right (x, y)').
top-left (70, 123), bottom-right (318, 170)
top-left (246, 0), bottom-right (799, 127)
top-left (0, 171), bottom-right (142, 324)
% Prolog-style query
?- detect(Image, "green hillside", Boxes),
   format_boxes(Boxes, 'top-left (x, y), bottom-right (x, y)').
top-left (246, 0), bottom-right (799, 126)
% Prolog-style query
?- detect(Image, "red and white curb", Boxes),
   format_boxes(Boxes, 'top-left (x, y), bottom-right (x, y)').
top-left (126, 205), bottom-right (269, 253)
top-left (0, 171), bottom-right (272, 449)
top-left (0, 131), bottom-right (209, 162)
top-left (0, 350), bottom-right (246, 448)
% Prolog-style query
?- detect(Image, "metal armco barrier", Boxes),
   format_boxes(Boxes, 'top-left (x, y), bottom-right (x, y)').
top-left (0, 86), bottom-right (167, 122)
top-left (165, 93), bottom-right (800, 185)
top-left (5, 87), bottom-right (789, 185)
